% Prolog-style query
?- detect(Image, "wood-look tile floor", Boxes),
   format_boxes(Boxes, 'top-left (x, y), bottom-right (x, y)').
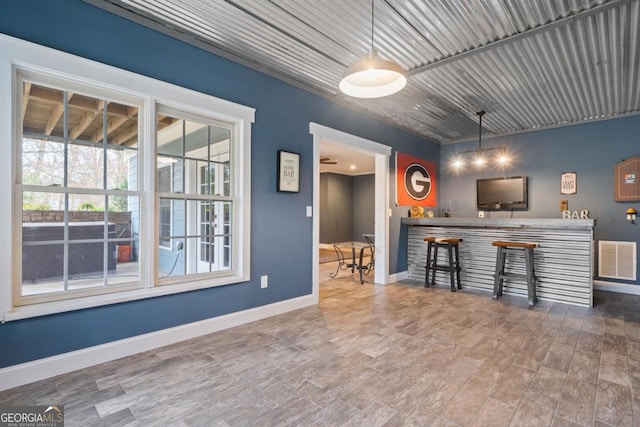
top-left (3, 261), bottom-right (640, 426)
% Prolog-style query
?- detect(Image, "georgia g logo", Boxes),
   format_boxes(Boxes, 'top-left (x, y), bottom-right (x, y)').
top-left (404, 163), bottom-right (431, 200)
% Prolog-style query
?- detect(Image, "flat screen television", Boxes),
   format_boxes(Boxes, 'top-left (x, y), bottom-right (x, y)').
top-left (477, 176), bottom-right (528, 210)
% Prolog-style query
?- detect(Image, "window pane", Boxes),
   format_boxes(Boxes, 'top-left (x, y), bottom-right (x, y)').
top-left (67, 143), bottom-right (104, 188)
top-left (157, 115), bottom-right (183, 157)
top-left (108, 146), bottom-right (138, 192)
top-left (21, 138), bottom-right (65, 187)
top-left (223, 162), bottom-right (230, 197)
top-left (104, 103), bottom-right (139, 148)
top-left (158, 238), bottom-right (186, 278)
top-left (223, 202), bottom-right (232, 268)
top-left (67, 193), bottom-right (105, 224)
top-left (21, 239), bottom-right (111, 295)
top-left (158, 165), bottom-right (171, 192)
top-left (158, 197), bottom-right (172, 248)
top-left (184, 120), bottom-right (210, 159)
top-left (23, 190), bottom-right (62, 212)
top-left (159, 202), bottom-right (171, 245)
top-left (67, 241), bottom-right (108, 288)
top-left (107, 196), bottom-right (139, 285)
top-left (22, 240), bottom-right (64, 292)
top-left (184, 157), bottom-right (209, 196)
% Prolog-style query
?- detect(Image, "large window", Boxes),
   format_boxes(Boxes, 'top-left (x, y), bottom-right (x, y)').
top-left (156, 111), bottom-right (233, 279)
top-left (18, 80), bottom-right (141, 304)
top-left (2, 36), bottom-right (254, 319)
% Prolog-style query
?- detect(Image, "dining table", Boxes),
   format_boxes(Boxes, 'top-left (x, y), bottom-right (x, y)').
top-left (330, 240), bottom-right (373, 284)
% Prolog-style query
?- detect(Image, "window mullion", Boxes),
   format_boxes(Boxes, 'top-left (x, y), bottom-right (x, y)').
top-left (102, 99), bottom-right (109, 287)
top-left (63, 91), bottom-right (69, 292)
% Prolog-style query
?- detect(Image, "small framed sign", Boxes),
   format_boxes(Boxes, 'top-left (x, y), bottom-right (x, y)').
top-left (561, 172), bottom-right (577, 195)
top-left (277, 150), bottom-right (300, 193)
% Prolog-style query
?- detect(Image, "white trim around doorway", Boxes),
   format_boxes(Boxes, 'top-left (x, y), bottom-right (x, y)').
top-left (309, 123), bottom-right (391, 300)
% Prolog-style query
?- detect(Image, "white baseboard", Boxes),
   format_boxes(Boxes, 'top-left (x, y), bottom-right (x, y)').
top-left (594, 280), bottom-right (640, 296)
top-left (388, 270), bottom-right (408, 283)
top-left (0, 294), bottom-right (316, 391)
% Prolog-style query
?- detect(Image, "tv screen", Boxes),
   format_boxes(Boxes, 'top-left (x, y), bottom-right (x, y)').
top-left (477, 176), bottom-right (528, 210)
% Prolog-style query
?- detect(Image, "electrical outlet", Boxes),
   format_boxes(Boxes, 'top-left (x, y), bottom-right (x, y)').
top-left (478, 211), bottom-right (485, 218)
top-left (260, 275), bottom-right (268, 289)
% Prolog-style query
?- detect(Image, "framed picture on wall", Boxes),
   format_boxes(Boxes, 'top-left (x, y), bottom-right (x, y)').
top-left (277, 150), bottom-right (300, 193)
top-left (561, 172), bottom-right (577, 195)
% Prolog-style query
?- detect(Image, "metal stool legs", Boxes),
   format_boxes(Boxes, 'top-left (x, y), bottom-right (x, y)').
top-left (424, 238), bottom-right (462, 292)
top-left (492, 241), bottom-right (538, 307)
top-left (424, 240), bottom-right (433, 288)
top-left (492, 245), bottom-right (506, 299)
top-left (524, 247), bottom-right (537, 307)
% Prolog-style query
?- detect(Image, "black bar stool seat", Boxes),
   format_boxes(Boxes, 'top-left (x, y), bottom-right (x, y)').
top-left (424, 237), bottom-right (463, 292)
top-left (492, 241), bottom-right (538, 307)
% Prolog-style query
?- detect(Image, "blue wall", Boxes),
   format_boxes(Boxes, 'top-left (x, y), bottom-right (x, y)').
top-left (0, 0), bottom-right (438, 368)
top-left (440, 116), bottom-right (640, 284)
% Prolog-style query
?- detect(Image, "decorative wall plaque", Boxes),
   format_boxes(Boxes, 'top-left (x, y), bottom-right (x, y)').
top-left (561, 172), bottom-right (577, 195)
top-left (614, 156), bottom-right (640, 201)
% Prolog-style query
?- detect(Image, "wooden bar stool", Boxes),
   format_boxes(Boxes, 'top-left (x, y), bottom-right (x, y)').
top-left (424, 237), bottom-right (463, 292)
top-left (492, 241), bottom-right (538, 307)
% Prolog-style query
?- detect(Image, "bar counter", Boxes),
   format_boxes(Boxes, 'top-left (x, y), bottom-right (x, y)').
top-left (402, 217), bottom-right (595, 307)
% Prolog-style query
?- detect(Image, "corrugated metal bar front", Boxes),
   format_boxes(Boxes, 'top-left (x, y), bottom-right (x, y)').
top-left (406, 225), bottom-right (593, 307)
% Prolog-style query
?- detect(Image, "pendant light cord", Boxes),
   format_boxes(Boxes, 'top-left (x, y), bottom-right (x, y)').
top-left (371, 0), bottom-right (375, 52)
top-left (477, 110), bottom-right (485, 151)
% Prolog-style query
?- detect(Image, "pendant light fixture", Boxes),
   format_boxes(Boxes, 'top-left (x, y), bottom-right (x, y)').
top-left (339, 0), bottom-right (406, 98)
top-left (472, 111), bottom-right (488, 167)
top-left (451, 111), bottom-right (510, 171)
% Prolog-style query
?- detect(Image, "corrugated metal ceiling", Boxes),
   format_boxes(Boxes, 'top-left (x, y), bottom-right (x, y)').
top-left (86, 0), bottom-right (640, 144)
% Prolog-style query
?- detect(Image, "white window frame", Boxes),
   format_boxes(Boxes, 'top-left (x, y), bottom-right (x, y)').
top-left (15, 76), bottom-right (145, 307)
top-left (154, 107), bottom-right (236, 282)
top-left (0, 34), bottom-right (254, 321)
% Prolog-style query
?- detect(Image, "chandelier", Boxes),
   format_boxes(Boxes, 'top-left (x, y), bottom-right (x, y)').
top-left (451, 111), bottom-right (509, 170)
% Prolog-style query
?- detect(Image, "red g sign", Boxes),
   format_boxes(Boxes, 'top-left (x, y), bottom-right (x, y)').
top-left (396, 152), bottom-right (437, 206)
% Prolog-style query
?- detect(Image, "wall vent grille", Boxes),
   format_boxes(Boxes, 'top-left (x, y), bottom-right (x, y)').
top-left (599, 241), bottom-right (636, 280)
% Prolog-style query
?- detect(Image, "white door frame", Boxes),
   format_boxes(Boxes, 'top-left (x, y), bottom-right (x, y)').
top-left (309, 122), bottom-right (391, 302)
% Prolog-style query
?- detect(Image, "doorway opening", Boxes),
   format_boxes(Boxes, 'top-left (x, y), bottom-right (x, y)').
top-left (309, 123), bottom-right (391, 302)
